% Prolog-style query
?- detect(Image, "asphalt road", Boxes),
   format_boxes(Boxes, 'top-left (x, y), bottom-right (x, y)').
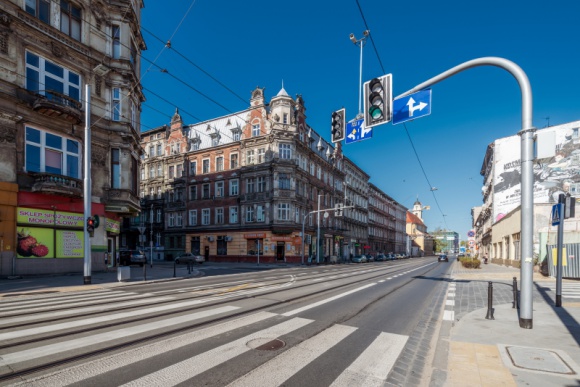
top-left (0, 257), bottom-right (454, 386)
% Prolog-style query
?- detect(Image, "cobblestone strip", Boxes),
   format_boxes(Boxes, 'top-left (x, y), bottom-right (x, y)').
top-left (385, 278), bottom-right (450, 387)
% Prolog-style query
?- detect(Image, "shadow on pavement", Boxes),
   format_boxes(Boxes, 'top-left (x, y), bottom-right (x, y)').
top-left (534, 282), bottom-right (580, 348)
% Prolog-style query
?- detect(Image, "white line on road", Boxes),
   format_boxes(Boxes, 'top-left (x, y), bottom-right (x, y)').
top-left (443, 310), bottom-right (455, 321)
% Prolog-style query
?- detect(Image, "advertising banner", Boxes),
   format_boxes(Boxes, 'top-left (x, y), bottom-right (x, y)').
top-left (17, 208), bottom-right (84, 227)
top-left (16, 227), bottom-right (54, 258)
top-left (55, 230), bottom-right (84, 258)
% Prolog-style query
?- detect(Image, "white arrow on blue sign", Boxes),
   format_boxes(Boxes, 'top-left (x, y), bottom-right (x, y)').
top-left (552, 203), bottom-right (563, 226)
top-left (393, 89), bottom-right (432, 125)
top-left (345, 118), bottom-right (371, 144)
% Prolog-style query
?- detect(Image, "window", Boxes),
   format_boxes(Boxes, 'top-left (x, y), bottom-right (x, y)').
top-left (26, 51), bottom-right (81, 102)
top-left (278, 203), bottom-right (290, 220)
top-left (255, 148), bottom-right (264, 163)
top-left (156, 209), bottom-right (162, 222)
top-left (278, 173), bottom-right (291, 190)
top-left (110, 148), bottom-right (120, 188)
top-left (189, 210), bottom-right (197, 226)
top-left (168, 213), bottom-right (175, 227)
top-left (141, 167), bottom-right (145, 180)
top-left (189, 161), bottom-right (197, 175)
top-left (149, 146), bottom-right (155, 157)
top-left (112, 88), bottom-right (121, 121)
top-left (189, 185), bottom-right (197, 200)
top-left (216, 156), bottom-right (224, 172)
top-left (156, 144), bottom-right (162, 156)
top-left (283, 113), bottom-right (288, 124)
top-left (60, 1), bottom-right (81, 41)
top-left (25, 0), bottom-right (50, 24)
top-left (25, 127), bottom-right (81, 179)
top-left (176, 212), bottom-right (183, 226)
top-left (246, 150), bottom-right (255, 165)
top-left (202, 159), bottom-right (210, 174)
top-left (157, 187), bottom-right (162, 199)
top-left (246, 206), bottom-right (254, 222)
top-left (215, 181), bottom-right (224, 197)
top-left (246, 178), bottom-right (255, 193)
top-left (112, 25), bottom-right (121, 59)
top-left (202, 209), bottom-right (210, 225)
top-left (252, 124), bottom-right (260, 137)
top-left (233, 131), bottom-right (241, 141)
top-left (279, 143), bottom-right (292, 159)
top-left (230, 179), bottom-right (239, 196)
top-left (229, 207), bottom-right (238, 223)
top-left (257, 205), bottom-right (265, 222)
top-left (212, 136), bottom-right (219, 147)
top-left (216, 208), bottom-right (224, 224)
top-left (157, 163), bottom-right (162, 177)
top-left (295, 208), bottom-right (300, 223)
top-left (176, 164), bottom-right (183, 178)
top-left (148, 166), bottom-right (154, 178)
top-left (169, 165), bottom-right (174, 179)
top-left (217, 237), bottom-right (227, 256)
top-left (257, 176), bottom-right (266, 192)
top-left (230, 154), bottom-right (238, 169)
top-left (202, 183), bottom-right (210, 199)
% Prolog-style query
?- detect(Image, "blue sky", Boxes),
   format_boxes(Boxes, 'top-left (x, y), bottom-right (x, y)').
top-left (140, 0), bottom-right (580, 240)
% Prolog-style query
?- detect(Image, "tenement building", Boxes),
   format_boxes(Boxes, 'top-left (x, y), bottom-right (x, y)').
top-left (0, 0), bottom-right (145, 275)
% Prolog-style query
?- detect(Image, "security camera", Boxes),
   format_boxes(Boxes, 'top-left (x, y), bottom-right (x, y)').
top-left (349, 33), bottom-right (356, 43)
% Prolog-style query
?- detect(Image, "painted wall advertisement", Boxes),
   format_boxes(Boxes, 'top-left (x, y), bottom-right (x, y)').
top-left (493, 122), bottom-right (580, 223)
top-left (16, 207), bottom-right (84, 258)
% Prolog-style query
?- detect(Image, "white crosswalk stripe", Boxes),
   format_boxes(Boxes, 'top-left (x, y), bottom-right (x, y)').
top-left (540, 283), bottom-right (580, 298)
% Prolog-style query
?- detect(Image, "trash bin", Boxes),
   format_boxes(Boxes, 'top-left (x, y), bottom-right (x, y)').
top-left (117, 266), bottom-right (130, 282)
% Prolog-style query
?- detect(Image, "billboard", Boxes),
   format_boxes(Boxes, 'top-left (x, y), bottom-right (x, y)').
top-left (493, 121), bottom-right (580, 223)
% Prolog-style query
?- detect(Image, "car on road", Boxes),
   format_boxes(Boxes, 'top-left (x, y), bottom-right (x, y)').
top-left (365, 254), bottom-right (375, 262)
top-left (119, 249), bottom-right (146, 266)
top-left (385, 253), bottom-right (396, 261)
top-left (438, 254), bottom-right (449, 262)
top-left (375, 254), bottom-right (387, 261)
top-left (175, 252), bottom-right (205, 264)
top-left (351, 255), bottom-right (367, 263)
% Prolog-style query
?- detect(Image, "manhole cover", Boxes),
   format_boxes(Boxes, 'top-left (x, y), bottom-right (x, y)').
top-left (246, 338), bottom-right (285, 351)
top-left (506, 346), bottom-right (575, 374)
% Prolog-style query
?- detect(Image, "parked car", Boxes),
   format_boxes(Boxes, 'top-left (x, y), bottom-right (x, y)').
top-left (175, 252), bottom-right (205, 264)
top-left (119, 249), bottom-right (146, 266)
top-left (351, 255), bottom-right (367, 263)
top-left (438, 254), bottom-right (449, 262)
top-left (375, 254), bottom-right (387, 261)
top-left (365, 254), bottom-right (375, 262)
top-left (385, 253), bottom-right (396, 261)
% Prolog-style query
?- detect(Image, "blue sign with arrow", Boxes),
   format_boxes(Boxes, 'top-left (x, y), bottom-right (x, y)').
top-left (345, 118), bottom-right (371, 144)
top-left (393, 89), bottom-right (432, 125)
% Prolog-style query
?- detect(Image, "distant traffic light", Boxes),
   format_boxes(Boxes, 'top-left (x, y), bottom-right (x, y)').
top-left (87, 217), bottom-right (95, 237)
top-left (93, 214), bottom-right (100, 228)
top-left (364, 74), bottom-right (392, 128)
top-left (331, 108), bottom-right (345, 143)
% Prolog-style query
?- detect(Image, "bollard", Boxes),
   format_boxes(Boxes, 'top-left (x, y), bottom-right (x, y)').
top-left (512, 277), bottom-right (518, 309)
top-left (485, 281), bottom-right (495, 320)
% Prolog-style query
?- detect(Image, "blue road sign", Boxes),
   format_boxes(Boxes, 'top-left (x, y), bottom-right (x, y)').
top-left (552, 203), bottom-right (562, 226)
top-left (345, 118), bottom-right (371, 144)
top-left (393, 89), bottom-right (432, 125)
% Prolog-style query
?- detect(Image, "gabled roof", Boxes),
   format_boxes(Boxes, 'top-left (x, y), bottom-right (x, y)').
top-left (406, 211), bottom-right (425, 227)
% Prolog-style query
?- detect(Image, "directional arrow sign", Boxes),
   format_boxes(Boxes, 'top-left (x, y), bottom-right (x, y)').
top-left (345, 118), bottom-right (371, 144)
top-left (392, 89), bottom-right (432, 125)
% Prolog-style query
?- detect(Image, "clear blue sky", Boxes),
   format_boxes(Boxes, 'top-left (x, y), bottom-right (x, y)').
top-left (140, 0), bottom-right (580, 240)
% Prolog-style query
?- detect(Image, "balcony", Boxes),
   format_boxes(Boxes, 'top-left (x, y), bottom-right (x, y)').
top-left (30, 172), bottom-right (83, 197)
top-left (17, 88), bottom-right (82, 124)
top-left (104, 188), bottom-right (141, 214)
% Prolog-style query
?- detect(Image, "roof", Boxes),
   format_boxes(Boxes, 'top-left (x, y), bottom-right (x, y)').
top-left (406, 211), bottom-right (425, 227)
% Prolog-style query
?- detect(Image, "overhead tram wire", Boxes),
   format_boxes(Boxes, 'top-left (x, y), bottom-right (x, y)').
top-left (355, 0), bottom-right (448, 228)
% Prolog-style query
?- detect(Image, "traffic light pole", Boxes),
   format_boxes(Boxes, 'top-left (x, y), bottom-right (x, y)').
top-left (83, 84), bottom-right (92, 285)
top-left (396, 57), bottom-right (534, 329)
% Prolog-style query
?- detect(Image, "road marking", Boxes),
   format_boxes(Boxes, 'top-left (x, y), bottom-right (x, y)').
top-left (447, 292), bottom-right (456, 298)
top-left (121, 317), bottom-right (314, 387)
top-left (378, 280), bottom-right (385, 283)
top-left (0, 292), bottom-right (138, 313)
top-left (228, 324), bottom-right (357, 387)
top-left (443, 310), bottom-right (455, 321)
top-left (282, 283), bottom-right (376, 317)
top-left (387, 277), bottom-right (393, 280)
top-left (0, 306), bottom-right (239, 366)
top-left (446, 300), bottom-right (455, 306)
top-left (330, 331), bottom-right (408, 387)
top-left (0, 296), bottom-right (174, 326)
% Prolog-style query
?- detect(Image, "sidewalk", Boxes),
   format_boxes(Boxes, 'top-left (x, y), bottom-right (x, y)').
top-left (435, 259), bottom-right (580, 387)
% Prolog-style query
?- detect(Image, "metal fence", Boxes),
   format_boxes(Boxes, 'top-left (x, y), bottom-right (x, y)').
top-left (547, 243), bottom-right (580, 278)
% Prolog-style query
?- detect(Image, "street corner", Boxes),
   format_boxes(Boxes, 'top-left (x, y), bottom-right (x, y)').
top-left (447, 341), bottom-right (517, 387)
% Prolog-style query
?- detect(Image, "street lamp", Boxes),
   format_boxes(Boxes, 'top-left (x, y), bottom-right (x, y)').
top-left (349, 30), bottom-right (370, 117)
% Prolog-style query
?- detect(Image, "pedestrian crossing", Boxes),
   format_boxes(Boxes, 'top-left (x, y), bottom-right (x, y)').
top-left (2, 289), bottom-right (410, 386)
top-left (539, 282), bottom-right (580, 299)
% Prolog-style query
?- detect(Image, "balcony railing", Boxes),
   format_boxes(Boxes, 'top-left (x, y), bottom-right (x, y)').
top-left (17, 88), bottom-right (82, 124)
top-left (30, 172), bottom-right (83, 197)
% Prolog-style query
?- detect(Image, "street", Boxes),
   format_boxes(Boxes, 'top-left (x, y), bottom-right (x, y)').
top-left (0, 257), bottom-right (453, 386)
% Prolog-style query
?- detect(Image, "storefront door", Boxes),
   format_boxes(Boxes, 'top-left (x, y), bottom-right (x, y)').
top-left (276, 242), bottom-right (285, 261)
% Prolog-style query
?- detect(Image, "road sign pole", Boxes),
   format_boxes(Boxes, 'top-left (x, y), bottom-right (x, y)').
top-left (556, 198), bottom-right (566, 307)
top-left (395, 57), bottom-right (534, 328)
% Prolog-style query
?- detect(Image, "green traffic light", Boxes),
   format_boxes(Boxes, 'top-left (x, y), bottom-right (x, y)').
top-left (369, 105), bottom-right (383, 119)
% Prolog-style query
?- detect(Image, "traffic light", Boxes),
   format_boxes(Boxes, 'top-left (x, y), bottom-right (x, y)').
top-left (87, 217), bottom-right (95, 237)
top-left (363, 74), bottom-right (392, 128)
top-left (331, 108), bottom-right (345, 143)
top-left (93, 214), bottom-right (100, 228)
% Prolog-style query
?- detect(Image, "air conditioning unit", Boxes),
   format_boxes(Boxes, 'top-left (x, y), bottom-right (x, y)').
top-left (207, 236), bottom-right (214, 242)
top-left (225, 236), bottom-right (233, 242)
